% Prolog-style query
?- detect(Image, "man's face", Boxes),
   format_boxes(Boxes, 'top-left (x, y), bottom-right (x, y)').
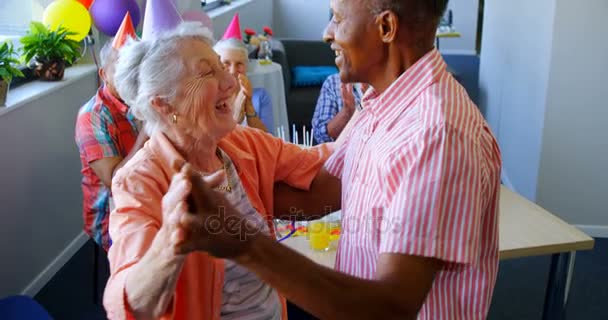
top-left (323, 0), bottom-right (383, 83)
top-left (101, 52), bottom-right (120, 99)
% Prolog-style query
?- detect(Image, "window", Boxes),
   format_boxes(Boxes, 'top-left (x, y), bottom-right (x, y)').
top-left (0, 0), bottom-right (52, 47)
top-left (202, 0), bottom-right (228, 12)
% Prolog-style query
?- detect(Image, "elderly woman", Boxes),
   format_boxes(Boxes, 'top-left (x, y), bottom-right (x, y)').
top-left (103, 22), bottom-right (338, 320)
top-left (214, 38), bottom-right (274, 133)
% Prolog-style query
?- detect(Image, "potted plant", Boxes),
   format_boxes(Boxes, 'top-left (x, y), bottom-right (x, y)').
top-left (20, 22), bottom-right (81, 81)
top-left (0, 41), bottom-right (24, 106)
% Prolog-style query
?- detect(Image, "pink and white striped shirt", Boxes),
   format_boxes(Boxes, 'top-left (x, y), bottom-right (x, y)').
top-left (325, 49), bottom-right (502, 319)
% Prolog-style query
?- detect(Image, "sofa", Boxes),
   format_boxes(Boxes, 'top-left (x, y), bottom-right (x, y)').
top-left (251, 39), bottom-right (336, 136)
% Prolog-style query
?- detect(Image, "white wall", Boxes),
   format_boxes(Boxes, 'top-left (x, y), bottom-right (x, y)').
top-left (273, 0), bottom-right (328, 40)
top-left (478, 0), bottom-right (556, 201)
top-left (0, 68), bottom-right (97, 297)
top-left (479, 0), bottom-right (608, 231)
top-left (273, 0), bottom-right (479, 54)
top-left (210, 0), bottom-right (274, 41)
top-left (440, 0), bottom-right (479, 55)
top-left (536, 0), bottom-right (608, 228)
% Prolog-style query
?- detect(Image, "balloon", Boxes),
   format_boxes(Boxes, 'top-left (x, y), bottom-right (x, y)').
top-left (76, 0), bottom-right (93, 9)
top-left (43, 0), bottom-right (91, 41)
top-left (90, 0), bottom-right (141, 36)
top-left (182, 9), bottom-right (213, 33)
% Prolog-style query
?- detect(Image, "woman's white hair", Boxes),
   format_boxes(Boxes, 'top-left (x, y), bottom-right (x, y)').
top-left (114, 21), bottom-right (215, 135)
top-left (214, 38), bottom-right (249, 64)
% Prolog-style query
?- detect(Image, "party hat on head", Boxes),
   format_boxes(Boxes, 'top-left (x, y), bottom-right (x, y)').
top-left (142, 0), bottom-right (182, 41)
top-left (221, 13), bottom-right (242, 40)
top-left (112, 12), bottom-right (138, 49)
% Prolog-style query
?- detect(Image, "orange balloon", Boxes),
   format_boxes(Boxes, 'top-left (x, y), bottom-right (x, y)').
top-left (77, 0), bottom-right (94, 9)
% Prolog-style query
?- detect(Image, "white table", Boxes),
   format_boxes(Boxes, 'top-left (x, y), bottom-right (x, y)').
top-left (247, 60), bottom-right (290, 141)
top-left (283, 186), bottom-right (594, 320)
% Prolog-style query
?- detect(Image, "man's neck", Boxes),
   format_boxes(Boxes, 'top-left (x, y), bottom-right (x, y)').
top-left (370, 43), bottom-right (434, 94)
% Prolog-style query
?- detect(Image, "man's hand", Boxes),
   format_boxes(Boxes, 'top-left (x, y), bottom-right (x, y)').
top-left (169, 165), bottom-right (262, 258)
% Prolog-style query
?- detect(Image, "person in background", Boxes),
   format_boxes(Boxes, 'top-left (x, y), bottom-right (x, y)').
top-left (165, 0), bottom-right (502, 319)
top-left (74, 34), bottom-right (148, 251)
top-left (311, 73), bottom-right (367, 143)
top-left (214, 38), bottom-right (273, 133)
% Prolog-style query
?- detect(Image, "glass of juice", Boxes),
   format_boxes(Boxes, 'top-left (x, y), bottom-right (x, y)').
top-left (308, 221), bottom-right (331, 251)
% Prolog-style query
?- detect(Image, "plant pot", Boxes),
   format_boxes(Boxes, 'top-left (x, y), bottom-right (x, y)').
top-left (0, 80), bottom-right (8, 107)
top-left (32, 58), bottom-right (66, 81)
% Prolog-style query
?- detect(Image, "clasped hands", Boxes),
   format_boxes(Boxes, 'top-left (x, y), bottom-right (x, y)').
top-left (160, 164), bottom-right (261, 259)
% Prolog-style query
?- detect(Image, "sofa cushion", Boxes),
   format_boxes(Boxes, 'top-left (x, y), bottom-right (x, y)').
top-left (291, 66), bottom-right (338, 88)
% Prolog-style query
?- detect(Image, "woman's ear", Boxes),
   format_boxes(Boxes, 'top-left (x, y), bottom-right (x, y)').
top-left (150, 96), bottom-right (173, 116)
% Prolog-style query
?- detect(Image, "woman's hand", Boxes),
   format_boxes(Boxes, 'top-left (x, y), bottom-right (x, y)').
top-left (238, 73), bottom-right (253, 98)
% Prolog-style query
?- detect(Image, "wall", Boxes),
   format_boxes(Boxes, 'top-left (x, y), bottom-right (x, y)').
top-left (478, 0), bottom-right (555, 200)
top-left (536, 0), bottom-right (608, 228)
top-left (0, 68), bottom-right (97, 297)
top-left (273, 0), bottom-right (328, 40)
top-left (273, 0), bottom-right (479, 54)
top-left (479, 0), bottom-right (608, 232)
top-left (210, 0), bottom-right (274, 41)
top-left (440, 0), bottom-right (480, 55)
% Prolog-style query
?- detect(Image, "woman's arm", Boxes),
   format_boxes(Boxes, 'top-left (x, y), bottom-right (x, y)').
top-left (124, 228), bottom-right (186, 320)
top-left (274, 167), bottom-right (341, 220)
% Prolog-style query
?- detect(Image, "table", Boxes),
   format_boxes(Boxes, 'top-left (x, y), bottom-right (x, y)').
top-left (282, 185), bottom-right (594, 320)
top-left (247, 60), bottom-right (290, 141)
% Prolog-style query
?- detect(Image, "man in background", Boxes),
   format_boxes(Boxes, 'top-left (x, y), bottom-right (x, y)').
top-left (75, 36), bottom-right (147, 251)
top-left (311, 73), bottom-right (366, 143)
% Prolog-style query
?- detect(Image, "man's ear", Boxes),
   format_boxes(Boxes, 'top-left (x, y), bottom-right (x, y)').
top-left (375, 10), bottom-right (399, 43)
top-left (150, 96), bottom-right (173, 116)
top-left (98, 68), bottom-right (106, 83)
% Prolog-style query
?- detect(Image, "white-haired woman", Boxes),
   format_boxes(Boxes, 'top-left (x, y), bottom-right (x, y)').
top-left (102, 22), bottom-right (338, 320)
top-left (214, 38), bottom-right (274, 133)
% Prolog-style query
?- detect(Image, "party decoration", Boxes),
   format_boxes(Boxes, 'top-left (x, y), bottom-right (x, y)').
top-left (112, 12), bottom-right (137, 49)
top-left (142, 0), bottom-right (182, 40)
top-left (42, 0), bottom-right (91, 41)
top-left (90, 0), bottom-right (141, 36)
top-left (76, 0), bottom-right (93, 9)
top-left (182, 9), bottom-right (213, 33)
top-left (221, 13), bottom-right (242, 41)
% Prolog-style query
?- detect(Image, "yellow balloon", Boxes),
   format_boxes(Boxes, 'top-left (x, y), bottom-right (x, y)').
top-left (43, 0), bottom-right (91, 41)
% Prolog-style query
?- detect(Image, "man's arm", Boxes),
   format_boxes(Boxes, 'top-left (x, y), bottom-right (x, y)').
top-left (89, 129), bottom-right (148, 188)
top-left (236, 236), bottom-right (442, 320)
top-left (312, 76), bottom-right (341, 143)
top-left (273, 167), bottom-right (341, 220)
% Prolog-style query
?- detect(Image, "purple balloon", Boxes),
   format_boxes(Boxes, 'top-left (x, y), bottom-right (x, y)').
top-left (182, 10), bottom-right (213, 33)
top-left (90, 0), bottom-right (141, 36)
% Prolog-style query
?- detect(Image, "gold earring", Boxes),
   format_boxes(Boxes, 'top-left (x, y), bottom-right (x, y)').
top-left (172, 113), bottom-right (177, 124)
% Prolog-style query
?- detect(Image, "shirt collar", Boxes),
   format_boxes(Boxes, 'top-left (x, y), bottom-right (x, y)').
top-left (100, 85), bottom-right (129, 115)
top-left (147, 128), bottom-right (257, 176)
top-left (362, 48), bottom-right (446, 120)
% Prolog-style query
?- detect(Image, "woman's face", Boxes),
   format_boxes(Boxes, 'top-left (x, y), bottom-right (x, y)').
top-left (219, 48), bottom-right (248, 77)
top-left (172, 38), bottom-right (238, 141)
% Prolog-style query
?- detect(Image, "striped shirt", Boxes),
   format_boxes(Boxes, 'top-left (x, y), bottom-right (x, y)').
top-left (75, 86), bottom-right (139, 251)
top-left (325, 49), bottom-right (502, 319)
top-left (219, 150), bottom-right (282, 320)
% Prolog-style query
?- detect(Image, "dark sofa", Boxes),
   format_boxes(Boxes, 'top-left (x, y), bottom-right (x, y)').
top-left (251, 39), bottom-right (336, 134)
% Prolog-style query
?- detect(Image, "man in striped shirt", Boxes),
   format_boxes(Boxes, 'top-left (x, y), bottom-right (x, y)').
top-left (171, 0), bottom-right (502, 319)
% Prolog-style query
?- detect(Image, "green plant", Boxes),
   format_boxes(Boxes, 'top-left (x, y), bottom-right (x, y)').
top-left (20, 21), bottom-right (81, 65)
top-left (0, 41), bottom-right (24, 83)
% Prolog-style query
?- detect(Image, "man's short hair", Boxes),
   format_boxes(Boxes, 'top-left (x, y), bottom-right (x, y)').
top-left (369, 0), bottom-right (449, 29)
top-left (99, 40), bottom-right (117, 69)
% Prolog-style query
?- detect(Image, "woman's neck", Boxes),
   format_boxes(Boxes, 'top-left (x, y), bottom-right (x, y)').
top-left (165, 128), bottom-right (223, 173)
